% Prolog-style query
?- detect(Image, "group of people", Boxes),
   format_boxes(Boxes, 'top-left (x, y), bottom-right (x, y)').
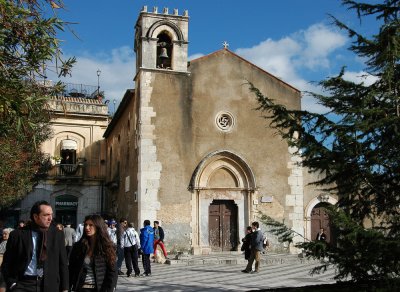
top-left (0, 200), bottom-right (169, 292)
top-left (240, 221), bottom-right (265, 274)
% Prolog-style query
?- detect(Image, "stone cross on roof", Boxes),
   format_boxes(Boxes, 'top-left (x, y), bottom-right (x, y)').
top-left (222, 41), bottom-right (229, 49)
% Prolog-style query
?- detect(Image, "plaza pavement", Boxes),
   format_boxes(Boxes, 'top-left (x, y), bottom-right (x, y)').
top-left (116, 253), bottom-right (337, 291)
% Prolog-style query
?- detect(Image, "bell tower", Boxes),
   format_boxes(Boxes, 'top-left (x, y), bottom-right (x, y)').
top-left (133, 6), bottom-right (190, 227)
top-left (134, 6), bottom-right (189, 72)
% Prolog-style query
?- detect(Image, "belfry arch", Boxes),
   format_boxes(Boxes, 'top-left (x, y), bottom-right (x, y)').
top-left (189, 150), bottom-right (256, 254)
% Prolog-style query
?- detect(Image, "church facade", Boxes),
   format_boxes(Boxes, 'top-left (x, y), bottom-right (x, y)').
top-left (103, 6), bottom-right (337, 254)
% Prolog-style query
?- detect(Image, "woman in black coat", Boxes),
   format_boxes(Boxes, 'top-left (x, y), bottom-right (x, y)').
top-left (69, 215), bottom-right (117, 292)
top-left (241, 226), bottom-right (253, 260)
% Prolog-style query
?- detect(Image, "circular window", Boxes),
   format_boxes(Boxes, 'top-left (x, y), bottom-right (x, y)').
top-left (215, 111), bottom-right (235, 132)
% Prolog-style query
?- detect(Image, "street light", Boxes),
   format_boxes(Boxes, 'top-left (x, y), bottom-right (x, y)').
top-left (96, 69), bottom-right (101, 96)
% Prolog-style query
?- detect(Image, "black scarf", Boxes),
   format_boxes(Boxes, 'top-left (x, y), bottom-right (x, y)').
top-left (30, 222), bottom-right (49, 264)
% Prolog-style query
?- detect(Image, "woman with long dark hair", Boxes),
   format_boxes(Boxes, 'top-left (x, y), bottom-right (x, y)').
top-left (69, 214), bottom-right (117, 292)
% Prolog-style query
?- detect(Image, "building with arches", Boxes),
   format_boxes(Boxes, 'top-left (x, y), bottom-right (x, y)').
top-left (16, 91), bottom-right (109, 228)
top-left (102, 6), bottom-right (339, 254)
top-left (10, 6), bottom-right (339, 253)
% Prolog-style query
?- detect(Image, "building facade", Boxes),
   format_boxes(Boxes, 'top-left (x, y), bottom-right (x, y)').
top-left (18, 87), bottom-right (109, 227)
top-left (103, 6), bottom-right (338, 255)
top-left (10, 6), bottom-right (338, 253)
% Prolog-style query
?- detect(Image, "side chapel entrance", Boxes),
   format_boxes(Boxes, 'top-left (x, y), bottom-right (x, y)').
top-left (209, 200), bottom-right (238, 251)
top-left (311, 202), bottom-right (335, 244)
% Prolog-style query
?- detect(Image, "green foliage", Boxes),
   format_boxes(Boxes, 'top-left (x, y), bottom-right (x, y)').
top-left (0, 0), bottom-right (75, 209)
top-left (252, 0), bottom-right (400, 282)
top-left (260, 214), bottom-right (296, 245)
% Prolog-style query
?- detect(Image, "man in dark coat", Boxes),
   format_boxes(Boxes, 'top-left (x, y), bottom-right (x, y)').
top-left (1, 200), bottom-right (69, 292)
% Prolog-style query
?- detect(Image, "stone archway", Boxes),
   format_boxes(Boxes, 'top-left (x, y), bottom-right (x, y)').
top-left (189, 150), bottom-right (256, 254)
top-left (305, 195), bottom-right (338, 243)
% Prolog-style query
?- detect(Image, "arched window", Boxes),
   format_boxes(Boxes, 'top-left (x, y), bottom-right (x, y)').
top-left (60, 139), bottom-right (77, 164)
top-left (156, 32), bottom-right (172, 69)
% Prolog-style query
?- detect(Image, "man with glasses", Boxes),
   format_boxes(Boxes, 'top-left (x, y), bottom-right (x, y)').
top-left (116, 218), bottom-right (127, 275)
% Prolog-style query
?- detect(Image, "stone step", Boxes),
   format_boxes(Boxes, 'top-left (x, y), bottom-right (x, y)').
top-left (164, 252), bottom-right (315, 266)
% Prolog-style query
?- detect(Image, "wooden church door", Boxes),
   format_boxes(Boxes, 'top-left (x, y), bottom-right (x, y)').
top-left (311, 203), bottom-right (335, 244)
top-left (209, 200), bottom-right (238, 251)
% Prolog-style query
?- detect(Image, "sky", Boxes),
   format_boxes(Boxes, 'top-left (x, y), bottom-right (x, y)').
top-left (46, 0), bottom-right (381, 113)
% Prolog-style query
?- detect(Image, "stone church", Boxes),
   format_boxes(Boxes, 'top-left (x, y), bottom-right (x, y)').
top-left (11, 6), bottom-right (337, 255)
top-left (103, 6), bottom-right (338, 255)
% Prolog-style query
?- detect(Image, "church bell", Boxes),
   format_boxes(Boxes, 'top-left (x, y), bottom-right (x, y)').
top-left (159, 47), bottom-right (169, 59)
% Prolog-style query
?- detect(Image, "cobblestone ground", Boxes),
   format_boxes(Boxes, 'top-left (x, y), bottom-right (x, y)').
top-left (116, 255), bottom-right (336, 291)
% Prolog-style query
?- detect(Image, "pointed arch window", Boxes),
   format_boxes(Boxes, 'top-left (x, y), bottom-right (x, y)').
top-left (156, 32), bottom-right (172, 69)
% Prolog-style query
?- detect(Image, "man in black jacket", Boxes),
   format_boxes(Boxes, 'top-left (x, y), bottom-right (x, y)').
top-left (1, 200), bottom-right (69, 292)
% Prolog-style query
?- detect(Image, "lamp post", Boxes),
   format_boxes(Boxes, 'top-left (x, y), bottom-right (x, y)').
top-left (96, 69), bottom-right (101, 96)
top-left (113, 99), bottom-right (116, 115)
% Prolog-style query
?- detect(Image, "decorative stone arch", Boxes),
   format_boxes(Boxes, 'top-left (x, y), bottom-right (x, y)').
top-left (304, 194), bottom-right (338, 241)
top-left (146, 20), bottom-right (185, 42)
top-left (189, 150), bottom-right (256, 254)
top-left (189, 150), bottom-right (256, 191)
top-left (54, 131), bottom-right (85, 156)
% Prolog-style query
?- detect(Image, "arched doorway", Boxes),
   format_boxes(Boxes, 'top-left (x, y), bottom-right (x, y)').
top-left (311, 203), bottom-right (335, 244)
top-left (189, 150), bottom-right (256, 254)
top-left (209, 200), bottom-right (238, 251)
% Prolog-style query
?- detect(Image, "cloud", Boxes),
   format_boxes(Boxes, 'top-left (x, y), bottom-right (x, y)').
top-left (189, 53), bottom-right (204, 61)
top-left (234, 23), bottom-right (348, 113)
top-left (50, 23), bottom-right (349, 114)
top-left (298, 23), bottom-right (347, 70)
top-left (342, 71), bottom-right (378, 86)
top-left (47, 46), bottom-right (135, 105)
top-left (236, 37), bottom-right (301, 82)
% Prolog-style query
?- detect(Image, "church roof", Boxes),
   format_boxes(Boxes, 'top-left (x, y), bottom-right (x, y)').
top-left (103, 89), bottom-right (135, 138)
top-left (190, 48), bottom-right (300, 93)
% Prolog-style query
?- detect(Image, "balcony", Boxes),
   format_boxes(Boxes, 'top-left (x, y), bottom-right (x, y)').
top-left (61, 82), bottom-right (101, 99)
top-left (47, 163), bottom-right (84, 181)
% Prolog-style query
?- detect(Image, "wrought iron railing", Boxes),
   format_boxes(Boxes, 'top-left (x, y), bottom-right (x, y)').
top-left (48, 164), bottom-right (84, 179)
top-left (62, 83), bottom-right (100, 99)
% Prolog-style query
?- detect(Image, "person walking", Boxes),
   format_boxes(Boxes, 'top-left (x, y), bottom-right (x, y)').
top-left (116, 218), bottom-right (127, 276)
top-left (0, 228), bottom-right (13, 255)
top-left (139, 220), bottom-right (154, 276)
top-left (240, 226), bottom-right (252, 261)
top-left (63, 223), bottom-right (75, 259)
top-left (1, 200), bottom-right (69, 291)
top-left (0, 228), bottom-right (12, 292)
top-left (153, 221), bottom-right (168, 259)
top-left (107, 220), bottom-right (117, 247)
top-left (241, 221), bottom-right (264, 274)
top-left (121, 223), bottom-right (141, 277)
top-left (69, 214), bottom-right (117, 292)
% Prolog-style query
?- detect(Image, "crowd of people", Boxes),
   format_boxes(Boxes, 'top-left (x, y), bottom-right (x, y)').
top-left (0, 201), bottom-right (275, 291)
top-left (0, 200), bottom-right (168, 292)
